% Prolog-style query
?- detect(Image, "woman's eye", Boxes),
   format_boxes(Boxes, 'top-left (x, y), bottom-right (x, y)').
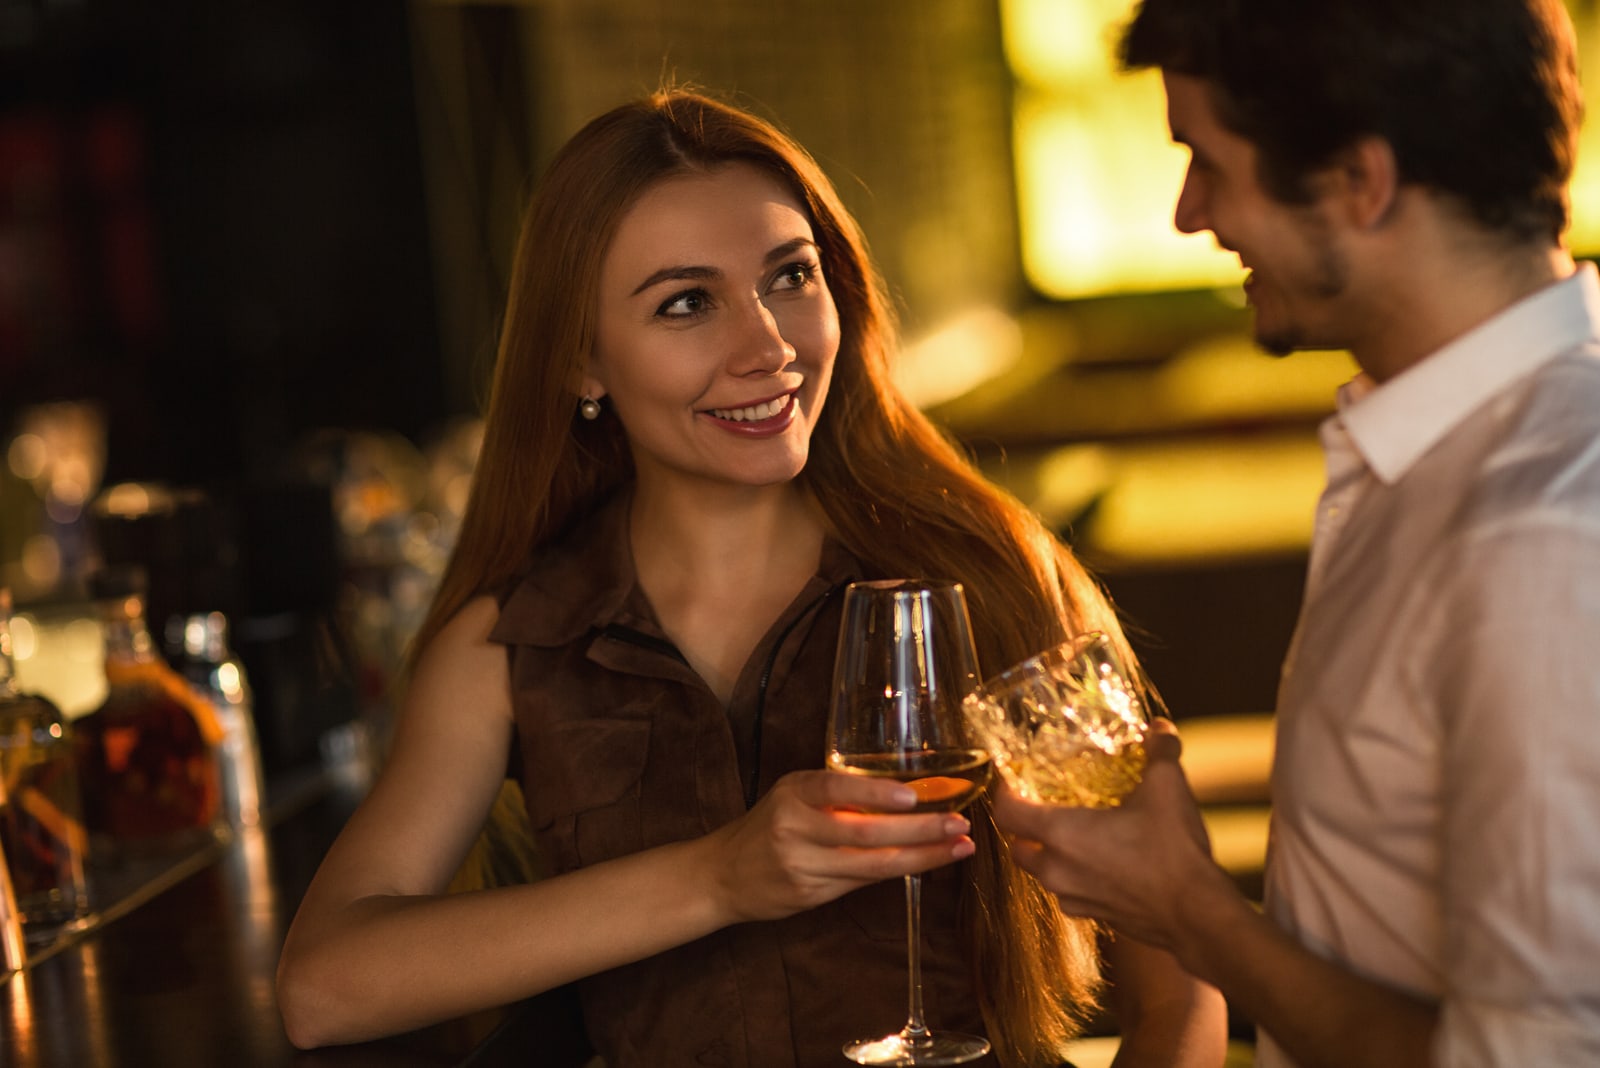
top-left (657, 289), bottom-right (709, 318)
top-left (772, 261), bottom-right (818, 291)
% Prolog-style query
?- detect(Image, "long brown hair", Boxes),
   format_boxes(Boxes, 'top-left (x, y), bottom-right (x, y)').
top-left (414, 88), bottom-right (1136, 1066)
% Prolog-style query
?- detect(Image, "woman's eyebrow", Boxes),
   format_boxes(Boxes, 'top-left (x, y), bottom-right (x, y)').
top-left (630, 264), bottom-right (719, 296)
top-left (764, 237), bottom-right (819, 264)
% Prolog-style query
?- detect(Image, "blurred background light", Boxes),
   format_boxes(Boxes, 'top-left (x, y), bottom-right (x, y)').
top-left (1003, 0), bottom-right (1600, 299)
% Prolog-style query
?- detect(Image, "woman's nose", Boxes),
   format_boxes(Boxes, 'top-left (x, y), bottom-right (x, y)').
top-left (729, 296), bottom-right (796, 375)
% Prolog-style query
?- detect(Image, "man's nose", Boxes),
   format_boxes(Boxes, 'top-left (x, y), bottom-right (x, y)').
top-left (1173, 169), bottom-right (1209, 235)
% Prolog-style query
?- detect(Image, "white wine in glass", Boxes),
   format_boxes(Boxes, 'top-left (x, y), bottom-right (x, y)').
top-left (964, 631), bottom-right (1148, 808)
top-left (826, 579), bottom-right (993, 1066)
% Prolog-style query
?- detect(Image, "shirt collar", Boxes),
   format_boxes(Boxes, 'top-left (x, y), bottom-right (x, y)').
top-left (490, 489), bottom-right (638, 648)
top-left (1335, 262), bottom-right (1600, 484)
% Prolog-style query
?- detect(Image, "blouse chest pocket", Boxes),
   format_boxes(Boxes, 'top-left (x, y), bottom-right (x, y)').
top-left (522, 714), bottom-right (653, 872)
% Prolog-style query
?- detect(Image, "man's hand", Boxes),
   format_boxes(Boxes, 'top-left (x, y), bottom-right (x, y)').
top-left (990, 718), bottom-right (1228, 955)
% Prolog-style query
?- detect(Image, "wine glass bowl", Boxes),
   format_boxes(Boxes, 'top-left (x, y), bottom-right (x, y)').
top-left (828, 749), bottom-right (992, 813)
top-left (964, 631), bottom-right (1148, 809)
top-left (826, 579), bottom-right (992, 1066)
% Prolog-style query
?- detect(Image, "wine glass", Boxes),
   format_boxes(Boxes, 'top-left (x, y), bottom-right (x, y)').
top-left (825, 579), bottom-right (993, 1066)
top-left (963, 631), bottom-right (1148, 808)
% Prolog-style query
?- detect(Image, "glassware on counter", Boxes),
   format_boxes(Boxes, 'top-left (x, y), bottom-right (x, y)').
top-left (166, 611), bottom-right (264, 828)
top-left (73, 567), bottom-right (225, 859)
top-left (963, 631), bottom-right (1148, 809)
top-left (0, 588), bottom-right (91, 931)
top-left (0, 833), bottom-right (25, 975)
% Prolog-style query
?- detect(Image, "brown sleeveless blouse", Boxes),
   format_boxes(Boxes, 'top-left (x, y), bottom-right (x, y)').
top-left (488, 491), bottom-right (995, 1068)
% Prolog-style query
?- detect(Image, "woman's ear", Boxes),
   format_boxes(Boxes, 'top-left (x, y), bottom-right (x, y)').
top-left (575, 364), bottom-right (607, 403)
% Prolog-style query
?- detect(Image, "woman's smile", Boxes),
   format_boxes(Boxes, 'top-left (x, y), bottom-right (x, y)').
top-left (587, 162), bottom-right (841, 490)
top-left (702, 390), bottom-right (799, 435)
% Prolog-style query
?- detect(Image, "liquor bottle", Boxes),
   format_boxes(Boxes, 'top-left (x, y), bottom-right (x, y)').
top-left (0, 833), bottom-right (24, 974)
top-left (166, 611), bottom-right (264, 828)
top-left (0, 588), bottom-right (90, 928)
top-left (74, 567), bottom-right (226, 858)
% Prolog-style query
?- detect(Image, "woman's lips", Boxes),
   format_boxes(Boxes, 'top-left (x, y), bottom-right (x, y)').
top-left (702, 391), bottom-right (799, 436)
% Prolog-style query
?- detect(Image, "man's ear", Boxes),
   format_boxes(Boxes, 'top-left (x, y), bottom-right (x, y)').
top-left (1330, 135), bottom-right (1399, 230)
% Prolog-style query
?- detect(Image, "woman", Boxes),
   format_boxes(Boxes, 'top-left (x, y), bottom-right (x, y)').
top-left (276, 88), bottom-right (1225, 1067)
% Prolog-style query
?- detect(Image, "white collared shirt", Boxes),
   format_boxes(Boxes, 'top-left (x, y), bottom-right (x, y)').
top-left (1258, 264), bottom-right (1600, 1066)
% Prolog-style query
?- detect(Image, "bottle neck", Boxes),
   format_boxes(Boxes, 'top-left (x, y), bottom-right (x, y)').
top-left (99, 594), bottom-right (159, 664)
top-left (0, 627), bottom-right (17, 700)
top-left (167, 612), bottom-right (231, 664)
top-left (0, 591), bottom-right (19, 698)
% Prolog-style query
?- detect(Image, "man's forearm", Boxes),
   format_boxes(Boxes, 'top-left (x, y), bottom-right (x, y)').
top-left (1174, 875), bottom-right (1438, 1068)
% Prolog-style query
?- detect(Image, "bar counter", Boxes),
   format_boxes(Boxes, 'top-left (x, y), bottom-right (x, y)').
top-left (0, 753), bottom-right (595, 1068)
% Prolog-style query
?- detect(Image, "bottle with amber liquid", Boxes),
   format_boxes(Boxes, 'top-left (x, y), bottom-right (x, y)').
top-left (75, 567), bottom-right (226, 859)
top-left (166, 611), bottom-right (264, 828)
top-left (0, 588), bottom-right (91, 930)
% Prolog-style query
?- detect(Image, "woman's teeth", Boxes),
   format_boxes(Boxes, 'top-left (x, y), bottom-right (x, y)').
top-left (711, 394), bottom-right (792, 422)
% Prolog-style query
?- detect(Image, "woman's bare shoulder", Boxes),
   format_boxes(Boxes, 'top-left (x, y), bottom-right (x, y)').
top-left (405, 594), bottom-right (510, 723)
top-left (416, 595), bottom-right (502, 661)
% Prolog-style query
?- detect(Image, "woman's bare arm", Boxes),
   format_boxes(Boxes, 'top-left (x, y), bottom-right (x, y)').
top-left (276, 595), bottom-right (976, 1048)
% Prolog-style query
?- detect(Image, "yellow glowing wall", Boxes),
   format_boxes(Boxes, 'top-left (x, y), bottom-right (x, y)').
top-left (1006, 0), bottom-right (1600, 300)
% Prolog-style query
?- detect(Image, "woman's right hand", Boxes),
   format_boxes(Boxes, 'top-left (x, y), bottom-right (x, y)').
top-left (282, 602), bottom-right (968, 1050)
top-left (703, 769), bottom-right (974, 923)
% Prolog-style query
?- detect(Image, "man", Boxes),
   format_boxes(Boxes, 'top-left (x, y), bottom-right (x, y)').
top-left (991, 1), bottom-right (1600, 1065)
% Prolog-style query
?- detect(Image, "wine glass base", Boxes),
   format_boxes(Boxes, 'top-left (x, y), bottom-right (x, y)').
top-left (842, 1031), bottom-right (991, 1066)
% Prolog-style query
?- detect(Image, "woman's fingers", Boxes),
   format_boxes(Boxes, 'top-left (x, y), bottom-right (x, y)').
top-left (789, 767), bottom-right (917, 812)
top-left (824, 807), bottom-right (969, 847)
top-left (795, 824), bottom-right (976, 885)
top-left (834, 836), bottom-right (976, 882)
top-left (773, 770), bottom-right (971, 850)
top-left (713, 770), bottom-right (977, 919)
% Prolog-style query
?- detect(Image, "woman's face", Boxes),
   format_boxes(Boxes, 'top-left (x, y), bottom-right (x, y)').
top-left (586, 163), bottom-right (841, 494)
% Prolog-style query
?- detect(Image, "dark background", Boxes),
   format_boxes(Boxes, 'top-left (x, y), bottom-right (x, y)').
top-left (1, 1), bottom-right (445, 486)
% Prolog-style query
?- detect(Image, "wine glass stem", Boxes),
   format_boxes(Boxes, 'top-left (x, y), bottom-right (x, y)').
top-left (901, 873), bottom-right (931, 1044)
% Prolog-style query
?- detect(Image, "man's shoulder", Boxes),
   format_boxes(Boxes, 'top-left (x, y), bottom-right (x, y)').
top-left (1509, 342), bottom-right (1600, 446)
top-left (1454, 345), bottom-right (1600, 532)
